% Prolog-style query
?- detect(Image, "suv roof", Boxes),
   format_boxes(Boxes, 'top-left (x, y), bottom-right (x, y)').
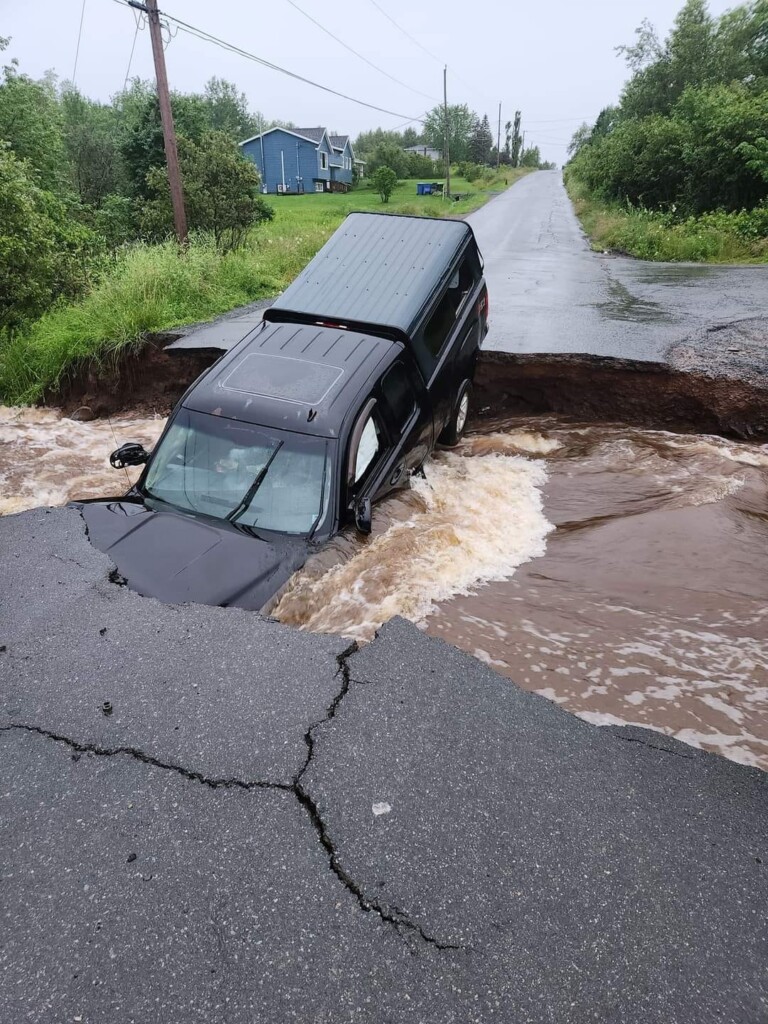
top-left (265, 212), bottom-right (475, 339)
top-left (183, 320), bottom-right (398, 438)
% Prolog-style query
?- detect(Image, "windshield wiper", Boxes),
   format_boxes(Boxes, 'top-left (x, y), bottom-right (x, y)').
top-left (226, 441), bottom-right (284, 524)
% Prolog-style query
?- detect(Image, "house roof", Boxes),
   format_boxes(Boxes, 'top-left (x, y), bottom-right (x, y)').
top-left (294, 127), bottom-right (327, 144)
top-left (329, 134), bottom-right (350, 151)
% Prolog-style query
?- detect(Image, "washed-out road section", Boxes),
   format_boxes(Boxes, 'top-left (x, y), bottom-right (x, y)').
top-left (1, 507), bottom-right (767, 1023)
top-left (3, 173), bottom-right (768, 1021)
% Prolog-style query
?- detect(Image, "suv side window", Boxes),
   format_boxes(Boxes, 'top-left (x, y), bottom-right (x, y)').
top-left (423, 292), bottom-right (457, 358)
top-left (347, 399), bottom-right (386, 493)
top-left (381, 362), bottom-right (417, 432)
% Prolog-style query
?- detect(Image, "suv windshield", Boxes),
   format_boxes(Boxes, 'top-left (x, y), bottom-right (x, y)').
top-left (143, 409), bottom-right (331, 536)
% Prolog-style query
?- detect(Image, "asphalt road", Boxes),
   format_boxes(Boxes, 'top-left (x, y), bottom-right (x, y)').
top-left (2, 508), bottom-right (767, 1022)
top-left (468, 171), bottom-right (768, 360)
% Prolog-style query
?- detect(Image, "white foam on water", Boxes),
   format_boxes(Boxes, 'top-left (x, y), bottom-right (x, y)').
top-left (0, 406), bottom-right (165, 515)
top-left (274, 451), bottom-right (555, 641)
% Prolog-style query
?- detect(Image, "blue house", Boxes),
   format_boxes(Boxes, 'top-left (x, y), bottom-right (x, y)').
top-left (239, 126), bottom-right (361, 194)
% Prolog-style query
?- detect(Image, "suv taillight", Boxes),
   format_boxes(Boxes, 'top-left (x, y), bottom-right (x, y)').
top-left (478, 289), bottom-right (489, 320)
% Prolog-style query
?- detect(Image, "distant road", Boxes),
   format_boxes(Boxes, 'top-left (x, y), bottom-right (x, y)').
top-left (467, 170), bottom-right (768, 361)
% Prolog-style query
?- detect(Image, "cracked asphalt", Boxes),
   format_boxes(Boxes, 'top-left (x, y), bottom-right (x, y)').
top-left (2, 507), bottom-right (767, 1022)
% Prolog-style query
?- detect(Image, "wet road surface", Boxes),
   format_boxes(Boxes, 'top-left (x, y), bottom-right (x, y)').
top-left (468, 171), bottom-right (768, 359)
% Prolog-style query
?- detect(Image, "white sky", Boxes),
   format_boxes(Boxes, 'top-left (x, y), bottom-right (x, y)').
top-left (2, 0), bottom-right (736, 166)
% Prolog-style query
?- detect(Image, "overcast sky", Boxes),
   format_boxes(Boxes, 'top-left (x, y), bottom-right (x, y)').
top-left (3, 0), bottom-right (736, 165)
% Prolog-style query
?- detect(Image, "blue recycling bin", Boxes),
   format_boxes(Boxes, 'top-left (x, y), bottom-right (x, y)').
top-left (416, 182), bottom-right (431, 195)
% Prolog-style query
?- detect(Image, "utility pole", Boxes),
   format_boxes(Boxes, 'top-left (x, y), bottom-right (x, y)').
top-left (443, 65), bottom-right (450, 201)
top-left (142, 0), bottom-right (187, 244)
top-left (496, 101), bottom-right (502, 170)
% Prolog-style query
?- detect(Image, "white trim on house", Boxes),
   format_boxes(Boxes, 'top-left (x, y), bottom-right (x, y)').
top-left (240, 126), bottom-right (324, 147)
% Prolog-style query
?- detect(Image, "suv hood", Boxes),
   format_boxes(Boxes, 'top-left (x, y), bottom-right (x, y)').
top-left (76, 499), bottom-right (310, 612)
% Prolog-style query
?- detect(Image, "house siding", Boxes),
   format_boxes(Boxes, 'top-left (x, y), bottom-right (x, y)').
top-left (330, 138), bottom-right (354, 186)
top-left (240, 128), bottom-right (351, 194)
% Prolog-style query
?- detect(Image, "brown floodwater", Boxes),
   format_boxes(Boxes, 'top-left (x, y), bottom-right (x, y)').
top-left (2, 406), bottom-right (767, 770)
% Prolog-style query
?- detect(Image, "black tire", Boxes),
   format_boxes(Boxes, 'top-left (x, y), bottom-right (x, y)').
top-left (439, 380), bottom-right (472, 447)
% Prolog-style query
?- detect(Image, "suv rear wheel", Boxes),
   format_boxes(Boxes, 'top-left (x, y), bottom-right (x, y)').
top-left (439, 380), bottom-right (472, 447)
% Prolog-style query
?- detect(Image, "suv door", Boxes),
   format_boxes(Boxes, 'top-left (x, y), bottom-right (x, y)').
top-left (379, 357), bottom-right (433, 479)
top-left (418, 248), bottom-right (484, 436)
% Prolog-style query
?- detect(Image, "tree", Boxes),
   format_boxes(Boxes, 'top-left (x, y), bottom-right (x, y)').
top-left (0, 58), bottom-right (65, 192)
top-left (372, 165), bottom-right (397, 203)
top-left (422, 103), bottom-right (475, 164)
top-left (0, 146), bottom-right (99, 333)
top-left (509, 111), bottom-right (522, 167)
top-left (120, 90), bottom-right (208, 198)
top-left (468, 113), bottom-right (493, 164)
top-left (367, 141), bottom-right (410, 178)
top-left (141, 131), bottom-right (273, 250)
top-left (61, 87), bottom-right (122, 207)
top-left (203, 77), bottom-right (260, 140)
top-left (567, 122), bottom-right (593, 158)
top-left (519, 146), bottom-right (541, 168)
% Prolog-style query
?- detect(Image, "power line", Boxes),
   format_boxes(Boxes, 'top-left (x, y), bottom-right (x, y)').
top-left (284, 0), bottom-right (438, 102)
top-left (366, 0), bottom-right (443, 65)
top-left (366, 0), bottom-right (481, 101)
top-left (72, 0), bottom-right (87, 84)
top-left (122, 10), bottom-right (143, 90)
top-left (113, 0), bottom-right (425, 122)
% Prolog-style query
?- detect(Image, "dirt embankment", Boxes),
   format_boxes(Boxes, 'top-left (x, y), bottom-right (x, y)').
top-left (49, 337), bottom-right (221, 420)
top-left (45, 319), bottom-right (768, 441)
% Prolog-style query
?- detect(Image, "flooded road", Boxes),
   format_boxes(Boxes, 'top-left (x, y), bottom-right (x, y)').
top-left (2, 406), bottom-right (767, 770)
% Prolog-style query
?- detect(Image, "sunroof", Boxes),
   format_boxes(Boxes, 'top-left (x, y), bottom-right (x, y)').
top-left (219, 353), bottom-right (344, 406)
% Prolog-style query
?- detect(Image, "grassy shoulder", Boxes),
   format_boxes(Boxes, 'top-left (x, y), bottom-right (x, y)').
top-left (566, 175), bottom-right (768, 264)
top-left (0, 171), bottom-right (530, 406)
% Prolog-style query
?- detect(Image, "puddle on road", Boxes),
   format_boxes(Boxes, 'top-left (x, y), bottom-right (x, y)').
top-left (2, 406), bottom-right (767, 771)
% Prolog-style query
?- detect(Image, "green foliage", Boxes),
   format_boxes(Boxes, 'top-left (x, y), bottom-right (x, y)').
top-left (372, 166), bottom-right (398, 203)
top-left (422, 104), bottom-right (475, 164)
top-left (566, 176), bottom-right (768, 261)
top-left (366, 142), bottom-right (410, 178)
top-left (0, 60), bottom-right (65, 191)
top-left (568, 0), bottom-right (768, 232)
top-left (0, 146), bottom-right (102, 334)
top-left (61, 87), bottom-right (123, 207)
top-left (120, 91), bottom-right (209, 199)
top-left (468, 114), bottom-right (494, 165)
top-left (202, 77), bottom-right (261, 140)
top-left (520, 146), bottom-right (542, 168)
top-left (141, 131), bottom-right (274, 251)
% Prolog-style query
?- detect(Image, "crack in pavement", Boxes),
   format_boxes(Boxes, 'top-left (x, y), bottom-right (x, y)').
top-left (295, 643), bottom-right (462, 953)
top-left (610, 730), bottom-right (696, 761)
top-left (2, 643), bottom-right (461, 953)
top-left (0, 723), bottom-right (292, 792)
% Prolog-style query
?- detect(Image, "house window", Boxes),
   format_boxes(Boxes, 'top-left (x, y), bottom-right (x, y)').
top-left (320, 152), bottom-right (328, 170)
top-left (314, 181), bottom-right (324, 193)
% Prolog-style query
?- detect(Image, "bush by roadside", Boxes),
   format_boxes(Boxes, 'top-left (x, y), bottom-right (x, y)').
top-left (566, 175), bottom-right (768, 263)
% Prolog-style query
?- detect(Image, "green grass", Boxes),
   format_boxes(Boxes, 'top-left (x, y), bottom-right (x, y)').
top-left (566, 176), bottom-right (768, 264)
top-left (0, 171), bottom-right (530, 405)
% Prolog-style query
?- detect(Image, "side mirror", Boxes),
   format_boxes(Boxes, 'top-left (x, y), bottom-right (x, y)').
top-left (110, 442), bottom-right (150, 470)
top-left (354, 497), bottom-right (372, 535)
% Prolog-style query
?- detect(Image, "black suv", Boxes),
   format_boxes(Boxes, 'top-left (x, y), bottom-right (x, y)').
top-left (78, 212), bottom-right (489, 611)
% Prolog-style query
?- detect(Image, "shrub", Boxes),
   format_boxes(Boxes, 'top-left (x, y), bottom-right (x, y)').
top-left (372, 166), bottom-right (397, 203)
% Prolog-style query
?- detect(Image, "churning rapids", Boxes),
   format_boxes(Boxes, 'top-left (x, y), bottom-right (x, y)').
top-left (2, 405), bottom-right (767, 771)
